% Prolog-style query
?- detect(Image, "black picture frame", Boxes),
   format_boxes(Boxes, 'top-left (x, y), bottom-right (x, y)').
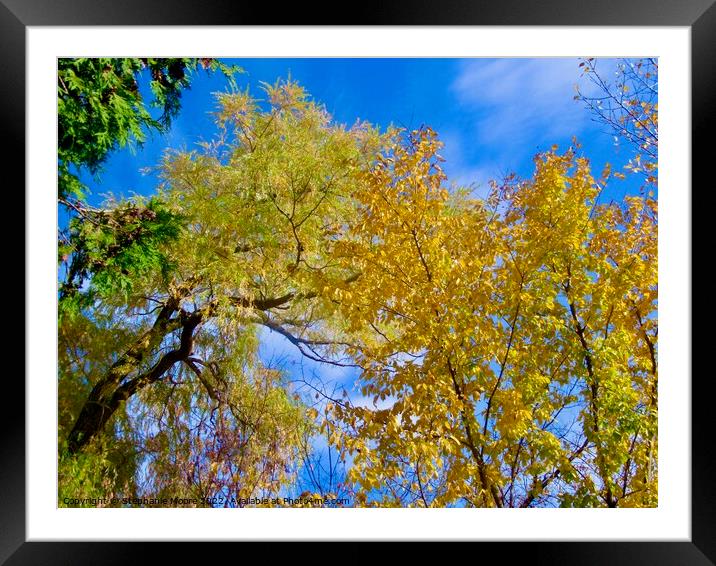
top-left (4, 0), bottom-right (709, 562)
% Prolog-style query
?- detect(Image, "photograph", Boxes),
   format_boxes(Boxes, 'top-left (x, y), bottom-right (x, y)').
top-left (57, 56), bottom-right (659, 509)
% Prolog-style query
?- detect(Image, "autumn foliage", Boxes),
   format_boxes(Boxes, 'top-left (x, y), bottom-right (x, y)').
top-left (326, 130), bottom-right (657, 507)
top-left (59, 69), bottom-right (657, 508)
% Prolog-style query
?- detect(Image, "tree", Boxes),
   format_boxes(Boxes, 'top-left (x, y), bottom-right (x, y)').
top-left (58, 57), bottom-right (237, 202)
top-left (59, 80), bottom-right (386, 505)
top-left (323, 129), bottom-right (657, 507)
top-left (60, 72), bottom-right (658, 509)
top-left (58, 58), bottom-right (238, 312)
top-left (575, 58), bottom-right (658, 188)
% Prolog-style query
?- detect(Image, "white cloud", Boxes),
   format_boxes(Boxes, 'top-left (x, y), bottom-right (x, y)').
top-left (257, 325), bottom-right (358, 386)
top-left (451, 58), bottom-right (607, 158)
top-left (449, 163), bottom-right (502, 197)
top-left (439, 129), bottom-right (498, 193)
top-left (258, 325), bottom-right (298, 367)
top-left (349, 393), bottom-right (398, 411)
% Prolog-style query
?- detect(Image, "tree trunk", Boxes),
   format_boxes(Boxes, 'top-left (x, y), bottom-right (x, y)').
top-left (66, 289), bottom-right (297, 454)
top-left (67, 301), bottom-right (192, 453)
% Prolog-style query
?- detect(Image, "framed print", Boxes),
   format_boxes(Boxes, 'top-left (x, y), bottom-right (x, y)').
top-left (5, 0), bottom-right (711, 562)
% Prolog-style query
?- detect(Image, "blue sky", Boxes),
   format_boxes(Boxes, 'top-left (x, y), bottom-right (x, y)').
top-left (77, 58), bottom-right (642, 207)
